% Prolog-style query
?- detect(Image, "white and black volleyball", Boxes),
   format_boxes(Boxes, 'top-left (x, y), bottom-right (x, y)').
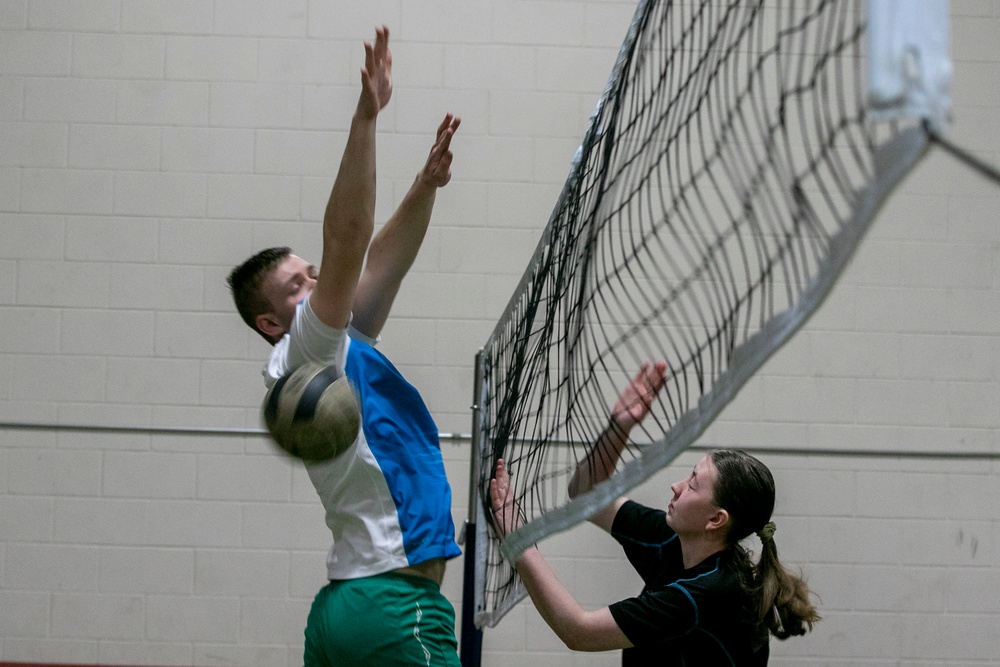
top-left (262, 362), bottom-right (361, 462)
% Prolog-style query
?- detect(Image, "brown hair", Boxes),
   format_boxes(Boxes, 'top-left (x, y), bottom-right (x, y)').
top-left (226, 246), bottom-right (292, 344)
top-left (710, 449), bottom-right (820, 639)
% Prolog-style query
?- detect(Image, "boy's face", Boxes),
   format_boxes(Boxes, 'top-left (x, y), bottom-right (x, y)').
top-left (260, 254), bottom-right (318, 336)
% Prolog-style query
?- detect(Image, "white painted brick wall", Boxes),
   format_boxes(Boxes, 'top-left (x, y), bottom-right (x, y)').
top-left (7, 544), bottom-right (99, 593)
top-left (28, 0), bottom-right (121, 31)
top-left (146, 595), bottom-right (239, 642)
top-left (0, 1), bottom-right (998, 665)
top-left (64, 217), bottom-right (159, 263)
top-left (99, 547), bottom-right (195, 595)
top-left (209, 82), bottom-right (304, 128)
top-left (0, 590), bottom-right (50, 638)
top-left (194, 550), bottom-right (289, 597)
top-left (120, 1), bottom-right (213, 36)
top-left (21, 169), bottom-right (113, 215)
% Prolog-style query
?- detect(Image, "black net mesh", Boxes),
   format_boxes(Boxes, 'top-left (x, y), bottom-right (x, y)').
top-left (473, 0), bottom-right (927, 626)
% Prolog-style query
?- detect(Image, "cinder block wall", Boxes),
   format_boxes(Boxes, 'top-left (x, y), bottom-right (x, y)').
top-left (1, 1), bottom-right (998, 665)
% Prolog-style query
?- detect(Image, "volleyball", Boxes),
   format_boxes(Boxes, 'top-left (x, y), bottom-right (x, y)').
top-left (262, 362), bottom-right (361, 462)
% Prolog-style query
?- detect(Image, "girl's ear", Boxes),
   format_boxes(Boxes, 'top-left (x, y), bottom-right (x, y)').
top-left (706, 507), bottom-right (730, 534)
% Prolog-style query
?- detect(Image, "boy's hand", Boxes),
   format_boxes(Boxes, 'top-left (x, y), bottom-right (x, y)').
top-left (359, 25), bottom-right (392, 118)
top-left (419, 113), bottom-right (461, 188)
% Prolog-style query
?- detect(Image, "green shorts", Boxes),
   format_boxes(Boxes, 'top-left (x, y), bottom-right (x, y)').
top-left (303, 572), bottom-right (461, 667)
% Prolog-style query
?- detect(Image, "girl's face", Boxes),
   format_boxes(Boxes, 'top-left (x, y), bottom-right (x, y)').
top-left (666, 455), bottom-right (722, 536)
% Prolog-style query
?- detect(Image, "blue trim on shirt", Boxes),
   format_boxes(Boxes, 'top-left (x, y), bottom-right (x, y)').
top-left (668, 556), bottom-right (736, 665)
top-left (344, 340), bottom-right (461, 565)
top-left (668, 554), bottom-right (724, 626)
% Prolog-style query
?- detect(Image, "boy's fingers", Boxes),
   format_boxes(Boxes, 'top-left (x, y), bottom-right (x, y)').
top-left (374, 25), bottom-right (389, 59)
top-left (436, 114), bottom-right (452, 138)
top-left (437, 128), bottom-right (454, 153)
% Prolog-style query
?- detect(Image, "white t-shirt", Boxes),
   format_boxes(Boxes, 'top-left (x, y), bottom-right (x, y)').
top-left (263, 297), bottom-right (378, 387)
top-left (262, 297), bottom-right (460, 580)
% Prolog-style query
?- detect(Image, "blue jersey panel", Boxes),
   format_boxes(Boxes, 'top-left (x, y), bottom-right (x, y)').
top-left (344, 340), bottom-right (462, 565)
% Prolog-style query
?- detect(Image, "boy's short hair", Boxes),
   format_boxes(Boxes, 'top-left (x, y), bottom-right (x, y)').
top-left (227, 246), bottom-right (292, 343)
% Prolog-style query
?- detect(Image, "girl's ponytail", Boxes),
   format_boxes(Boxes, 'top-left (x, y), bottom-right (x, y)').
top-left (710, 449), bottom-right (820, 640)
top-left (754, 526), bottom-right (819, 638)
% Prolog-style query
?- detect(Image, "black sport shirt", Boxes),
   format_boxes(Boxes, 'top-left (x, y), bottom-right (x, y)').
top-left (608, 501), bottom-right (770, 666)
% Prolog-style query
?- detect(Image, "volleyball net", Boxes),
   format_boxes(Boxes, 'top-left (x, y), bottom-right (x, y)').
top-left (465, 0), bottom-right (952, 631)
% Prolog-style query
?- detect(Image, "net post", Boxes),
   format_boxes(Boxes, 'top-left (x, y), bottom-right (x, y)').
top-left (459, 349), bottom-right (484, 667)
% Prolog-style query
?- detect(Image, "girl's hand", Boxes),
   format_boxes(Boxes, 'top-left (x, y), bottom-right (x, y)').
top-left (489, 458), bottom-right (522, 538)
